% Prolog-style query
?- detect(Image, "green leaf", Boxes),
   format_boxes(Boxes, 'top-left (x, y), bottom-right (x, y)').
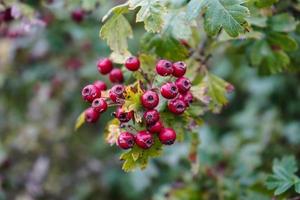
top-left (252, 0), bottom-right (278, 8)
top-left (129, 0), bottom-right (165, 33)
top-left (120, 136), bottom-right (162, 172)
top-left (269, 14), bottom-right (297, 32)
top-left (164, 11), bottom-right (192, 40)
top-left (102, 3), bottom-right (129, 22)
top-left (74, 111), bottom-right (85, 131)
top-left (295, 181), bottom-right (300, 194)
top-left (268, 32), bottom-right (298, 52)
top-left (186, 0), bottom-right (249, 37)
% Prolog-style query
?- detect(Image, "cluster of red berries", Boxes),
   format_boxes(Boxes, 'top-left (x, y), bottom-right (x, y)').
top-left (81, 56), bottom-right (193, 150)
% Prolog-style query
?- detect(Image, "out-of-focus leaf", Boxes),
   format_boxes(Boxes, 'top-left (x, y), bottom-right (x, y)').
top-left (252, 0), bottom-right (278, 8)
top-left (268, 32), bottom-right (298, 52)
top-left (164, 11), bottom-right (191, 40)
top-left (104, 119), bottom-right (121, 146)
top-left (74, 111), bottom-right (85, 131)
top-left (269, 14), bottom-right (297, 32)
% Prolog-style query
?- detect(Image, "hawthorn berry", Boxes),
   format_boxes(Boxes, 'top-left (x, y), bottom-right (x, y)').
top-left (71, 9), bottom-right (85, 23)
top-left (147, 121), bottom-right (163, 134)
top-left (161, 82), bottom-right (179, 99)
top-left (135, 131), bottom-right (153, 149)
top-left (125, 56), bottom-right (140, 71)
top-left (97, 58), bottom-right (113, 75)
top-left (156, 59), bottom-right (173, 76)
top-left (117, 132), bottom-right (135, 149)
top-left (92, 98), bottom-right (108, 113)
top-left (143, 109), bottom-right (160, 125)
top-left (109, 84), bottom-right (125, 103)
top-left (175, 77), bottom-right (191, 94)
top-left (85, 107), bottom-right (100, 123)
top-left (93, 80), bottom-right (107, 91)
top-left (158, 128), bottom-right (176, 145)
top-left (141, 91), bottom-right (159, 109)
top-left (226, 83), bottom-right (235, 93)
top-left (172, 61), bottom-right (187, 77)
top-left (109, 68), bottom-right (124, 83)
top-left (168, 98), bottom-right (186, 115)
top-left (115, 107), bottom-right (133, 123)
top-left (180, 91), bottom-right (193, 106)
top-left (81, 84), bottom-right (101, 102)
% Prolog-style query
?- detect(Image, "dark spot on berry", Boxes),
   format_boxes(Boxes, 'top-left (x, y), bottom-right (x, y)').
top-left (171, 86), bottom-right (177, 91)
top-left (165, 62), bottom-right (171, 68)
top-left (165, 140), bottom-right (174, 145)
top-left (146, 139), bottom-right (153, 146)
top-left (127, 139), bottom-right (133, 145)
top-left (147, 95), bottom-right (154, 101)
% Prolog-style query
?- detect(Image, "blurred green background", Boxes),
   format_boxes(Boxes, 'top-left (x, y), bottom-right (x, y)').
top-left (0, 0), bottom-right (300, 200)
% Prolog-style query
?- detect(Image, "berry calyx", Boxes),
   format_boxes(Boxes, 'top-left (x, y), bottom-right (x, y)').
top-left (175, 77), bottom-right (191, 94)
top-left (109, 68), bottom-right (124, 83)
top-left (93, 80), bottom-right (107, 91)
top-left (158, 128), bottom-right (176, 145)
top-left (147, 121), bottom-right (163, 134)
top-left (109, 84), bottom-right (125, 103)
top-left (156, 60), bottom-right (173, 76)
top-left (81, 84), bottom-right (101, 102)
top-left (85, 107), bottom-right (100, 123)
top-left (125, 56), bottom-right (140, 71)
top-left (92, 98), bottom-right (108, 113)
top-left (168, 98), bottom-right (186, 115)
top-left (97, 58), bottom-right (113, 75)
top-left (135, 131), bottom-right (153, 149)
top-left (115, 107), bottom-right (133, 123)
top-left (160, 82), bottom-right (179, 99)
top-left (71, 9), bottom-right (85, 23)
top-left (141, 90), bottom-right (159, 109)
top-left (143, 109), bottom-right (160, 125)
top-left (118, 132), bottom-right (135, 149)
top-left (180, 92), bottom-right (193, 106)
top-left (172, 61), bottom-right (187, 77)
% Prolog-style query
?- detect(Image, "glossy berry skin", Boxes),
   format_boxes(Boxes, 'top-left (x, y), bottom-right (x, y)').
top-left (158, 128), bottom-right (176, 145)
top-left (109, 68), bottom-right (124, 83)
top-left (125, 56), bottom-right (140, 71)
top-left (161, 82), bottom-right (179, 99)
top-left (168, 98), bottom-right (186, 115)
top-left (85, 107), bottom-right (100, 123)
top-left (118, 132), bottom-right (135, 149)
top-left (175, 77), bottom-right (191, 94)
top-left (109, 84), bottom-right (125, 103)
top-left (147, 121), bottom-right (163, 134)
top-left (172, 61), bottom-right (187, 77)
top-left (93, 80), bottom-right (107, 91)
top-left (141, 91), bottom-right (159, 109)
top-left (97, 58), bottom-right (113, 75)
top-left (180, 92), bottom-right (193, 106)
top-left (71, 9), bottom-right (85, 23)
top-left (135, 131), bottom-right (154, 149)
top-left (143, 109), bottom-right (160, 125)
top-left (156, 60), bottom-right (173, 76)
top-left (115, 107), bottom-right (133, 123)
top-left (92, 98), bottom-right (108, 113)
top-left (81, 84), bottom-right (101, 102)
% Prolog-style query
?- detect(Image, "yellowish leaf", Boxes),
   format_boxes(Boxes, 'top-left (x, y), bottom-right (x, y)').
top-left (104, 119), bottom-right (121, 146)
top-left (74, 111), bottom-right (85, 131)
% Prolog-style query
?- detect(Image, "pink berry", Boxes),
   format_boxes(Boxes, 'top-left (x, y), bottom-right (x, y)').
top-left (141, 91), bottom-right (159, 109)
top-left (115, 107), bottom-right (133, 123)
top-left (118, 132), bottom-right (135, 149)
top-left (92, 98), bottom-right (108, 113)
top-left (81, 84), bottom-right (101, 102)
top-left (97, 58), bottom-right (113, 75)
top-left (172, 61), bottom-right (186, 77)
top-left (156, 60), bottom-right (173, 76)
top-left (180, 92), bottom-right (193, 106)
top-left (147, 121), bottom-right (163, 134)
top-left (168, 98), bottom-right (186, 115)
top-left (109, 68), bottom-right (124, 83)
top-left (85, 107), bottom-right (100, 123)
top-left (175, 77), bottom-right (191, 94)
top-left (160, 82), bottom-right (179, 99)
top-left (71, 9), bottom-right (85, 23)
top-left (143, 109), bottom-right (160, 125)
top-left (109, 84), bottom-right (125, 103)
top-left (135, 131), bottom-right (153, 149)
top-left (93, 80), bottom-right (107, 91)
top-left (158, 128), bottom-right (176, 145)
top-left (125, 56), bottom-right (140, 71)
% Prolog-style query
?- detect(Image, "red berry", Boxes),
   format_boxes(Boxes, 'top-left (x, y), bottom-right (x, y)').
top-left (109, 84), bottom-right (125, 103)
top-left (109, 68), bottom-right (124, 83)
top-left (172, 61), bottom-right (187, 77)
top-left (93, 80), bottom-right (107, 91)
top-left (92, 98), bottom-right (108, 113)
top-left (81, 84), bottom-right (101, 102)
top-left (226, 83), bottom-right (235, 93)
top-left (125, 56), bottom-right (140, 71)
top-left (161, 82), bottom-right (179, 99)
top-left (156, 60), bottom-right (173, 76)
top-left (71, 9), bottom-right (85, 23)
top-left (97, 58), bottom-right (113, 75)
top-left (158, 128), bottom-right (176, 145)
top-left (85, 107), bottom-right (100, 123)
top-left (0, 8), bottom-right (13, 23)
top-left (168, 98), bottom-right (186, 115)
top-left (180, 92), bottom-right (193, 106)
top-left (115, 107), bottom-right (133, 123)
top-left (118, 132), bottom-right (135, 149)
top-left (135, 131), bottom-right (153, 149)
top-left (143, 109), bottom-right (160, 125)
top-left (175, 77), bottom-right (191, 94)
top-left (141, 91), bottom-right (159, 109)
top-left (148, 121), bottom-right (163, 133)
